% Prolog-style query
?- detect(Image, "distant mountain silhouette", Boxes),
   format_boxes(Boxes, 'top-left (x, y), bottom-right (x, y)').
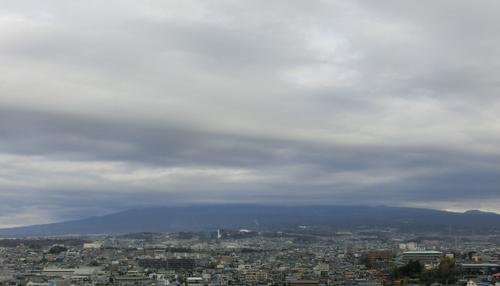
top-left (464, 210), bottom-right (496, 215)
top-left (0, 205), bottom-right (499, 237)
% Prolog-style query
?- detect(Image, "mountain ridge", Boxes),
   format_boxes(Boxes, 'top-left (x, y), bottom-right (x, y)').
top-left (0, 204), bottom-right (498, 237)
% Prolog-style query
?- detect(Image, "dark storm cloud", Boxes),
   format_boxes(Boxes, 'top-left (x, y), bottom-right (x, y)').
top-left (0, 108), bottom-right (292, 167)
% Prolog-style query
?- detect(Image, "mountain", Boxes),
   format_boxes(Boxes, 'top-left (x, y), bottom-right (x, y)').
top-left (464, 210), bottom-right (497, 215)
top-left (0, 205), bottom-right (499, 237)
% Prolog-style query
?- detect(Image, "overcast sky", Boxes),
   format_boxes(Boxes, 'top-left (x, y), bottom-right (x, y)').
top-left (1, 0), bottom-right (500, 228)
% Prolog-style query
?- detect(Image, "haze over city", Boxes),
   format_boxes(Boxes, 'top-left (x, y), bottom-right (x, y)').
top-left (1, 1), bottom-right (500, 228)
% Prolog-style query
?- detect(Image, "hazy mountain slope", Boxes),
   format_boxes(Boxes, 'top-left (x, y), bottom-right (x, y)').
top-left (0, 205), bottom-right (498, 237)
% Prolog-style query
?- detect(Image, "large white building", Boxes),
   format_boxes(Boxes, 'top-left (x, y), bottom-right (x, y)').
top-left (401, 251), bottom-right (443, 262)
top-left (399, 242), bottom-right (417, 250)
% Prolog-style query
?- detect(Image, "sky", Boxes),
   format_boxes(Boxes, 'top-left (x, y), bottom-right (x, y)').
top-left (1, 0), bottom-right (500, 228)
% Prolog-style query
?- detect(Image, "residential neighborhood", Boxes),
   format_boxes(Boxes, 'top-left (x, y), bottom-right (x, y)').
top-left (0, 230), bottom-right (499, 286)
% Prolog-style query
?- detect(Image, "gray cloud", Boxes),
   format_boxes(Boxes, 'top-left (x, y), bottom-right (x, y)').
top-left (0, 0), bottom-right (500, 227)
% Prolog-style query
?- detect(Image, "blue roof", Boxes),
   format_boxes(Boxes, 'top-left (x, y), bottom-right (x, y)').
top-left (402, 251), bottom-right (442, 254)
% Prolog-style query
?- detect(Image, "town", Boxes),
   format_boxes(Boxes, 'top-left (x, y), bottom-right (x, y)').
top-left (0, 229), bottom-right (499, 286)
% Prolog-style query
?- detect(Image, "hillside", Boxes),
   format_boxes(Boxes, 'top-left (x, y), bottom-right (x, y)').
top-left (0, 205), bottom-right (498, 237)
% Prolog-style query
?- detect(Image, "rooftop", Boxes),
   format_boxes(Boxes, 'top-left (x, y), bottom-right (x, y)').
top-left (402, 251), bottom-right (442, 254)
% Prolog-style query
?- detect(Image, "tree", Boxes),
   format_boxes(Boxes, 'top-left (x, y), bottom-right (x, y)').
top-left (420, 257), bottom-right (460, 285)
top-left (49, 245), bottom-right (68, 254)
top-left (359, 254), bottom-right (373, 268)
top-left (468, 251), bottom-right (476, 260)
top-left (391, 260), bottom-right (422, 279)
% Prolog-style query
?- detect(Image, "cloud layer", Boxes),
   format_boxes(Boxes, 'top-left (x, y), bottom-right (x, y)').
top-left (1, 0), bottom-right (500, 227)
